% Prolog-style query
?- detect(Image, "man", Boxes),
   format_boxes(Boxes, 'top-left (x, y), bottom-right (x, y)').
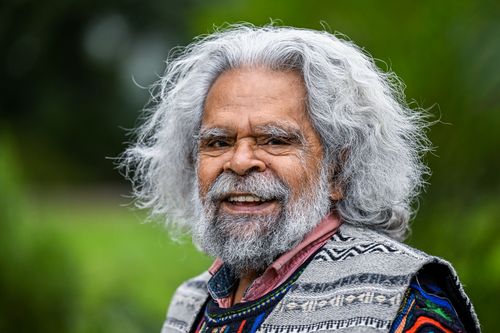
top-left (121, 25), bottom-right (480, 332)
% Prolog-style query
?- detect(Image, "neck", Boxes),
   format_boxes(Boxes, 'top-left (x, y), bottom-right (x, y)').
top-left (233, 270), bottom-right (260, 305)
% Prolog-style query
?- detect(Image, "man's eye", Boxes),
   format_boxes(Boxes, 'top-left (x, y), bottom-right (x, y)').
top-left (265, 138), bottom-right (288, 145)
top-left (208, 140), bottom-right (230, 148)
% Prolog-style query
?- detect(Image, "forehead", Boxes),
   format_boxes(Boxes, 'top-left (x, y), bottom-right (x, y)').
top-left (202, 67), bottom-right (309, 130)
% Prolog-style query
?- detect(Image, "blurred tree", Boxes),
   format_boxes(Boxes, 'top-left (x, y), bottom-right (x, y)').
top-left (0, 0), bottom-right (199, 184)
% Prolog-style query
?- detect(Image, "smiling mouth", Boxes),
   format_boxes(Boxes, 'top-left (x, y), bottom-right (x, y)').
top-left (221, 193), bottom-right (279, 214)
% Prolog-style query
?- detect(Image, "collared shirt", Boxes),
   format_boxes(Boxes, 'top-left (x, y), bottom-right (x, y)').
top-left (207, 213), bottom-right (342, 308)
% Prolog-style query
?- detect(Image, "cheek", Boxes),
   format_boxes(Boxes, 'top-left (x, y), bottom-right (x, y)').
top-left (270, 154), bottom-right (323, 196)
top-left (265, 156), bottom-right (309, 187)
top-left (197, 156), bottom-right (223, 196)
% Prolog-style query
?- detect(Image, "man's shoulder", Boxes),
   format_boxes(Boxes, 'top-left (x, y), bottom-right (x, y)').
top-left (292, 223), bottom-right (439, 292)
top-left (320, 223), bottom-right (432, 262)
top-left (169, 271), bottom-right (210, 308)
top-left (311, 223), bottom-right (464, 285)
top-left (175, 271), bottom-right (211, 294)
top-left (162, 272), bottom-right (210, 333)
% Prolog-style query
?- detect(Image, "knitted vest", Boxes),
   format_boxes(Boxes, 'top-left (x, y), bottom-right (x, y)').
top-left (162, 224), bottom-right (480, 333)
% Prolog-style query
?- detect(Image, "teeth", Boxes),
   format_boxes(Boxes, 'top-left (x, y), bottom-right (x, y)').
top-left (227, 195), bottom-right (265, 202)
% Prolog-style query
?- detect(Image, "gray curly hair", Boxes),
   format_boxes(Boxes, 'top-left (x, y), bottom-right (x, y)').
top-left (121, 24), bottom-right (431, 242)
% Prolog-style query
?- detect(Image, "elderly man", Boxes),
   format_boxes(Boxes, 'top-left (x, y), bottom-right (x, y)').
top-left (122, 25), bottom-right (480, 332)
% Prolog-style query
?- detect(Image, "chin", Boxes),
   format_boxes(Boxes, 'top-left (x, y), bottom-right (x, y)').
top-left (220, 216), bottom-right (275, 237)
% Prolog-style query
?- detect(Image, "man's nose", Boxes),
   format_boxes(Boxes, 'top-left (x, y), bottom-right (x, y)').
top-left (223, 141), bottom-right (266, 175)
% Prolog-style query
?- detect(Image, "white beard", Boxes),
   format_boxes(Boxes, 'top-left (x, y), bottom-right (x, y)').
top-left (192, 167), bottom-right (331, 275)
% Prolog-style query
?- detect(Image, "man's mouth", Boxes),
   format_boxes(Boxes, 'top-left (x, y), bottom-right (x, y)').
top-left (221, 193), bottom-right (279, 214)
top-left (227, 194), bottom-right (266, 203)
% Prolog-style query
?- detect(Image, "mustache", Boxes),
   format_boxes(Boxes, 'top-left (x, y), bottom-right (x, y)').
top-left (206, 171), bottom-right (290, 203)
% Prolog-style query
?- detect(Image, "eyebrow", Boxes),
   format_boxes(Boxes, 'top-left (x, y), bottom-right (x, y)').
top-left (196, 127), bottom-right (233, 142)
top-left (255, 123), bottom-right (306, 145)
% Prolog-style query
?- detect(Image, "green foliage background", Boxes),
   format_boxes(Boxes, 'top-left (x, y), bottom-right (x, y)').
top-left (0, 0), bottom-right (499, 331)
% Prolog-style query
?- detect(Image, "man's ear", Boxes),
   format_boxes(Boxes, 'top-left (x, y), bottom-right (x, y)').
top-left (328, 149), bottom-right (347, 201)
top-left (328, 164), bottom-right (343, 201)
top-left (329, 182), bottom-right (343, 201)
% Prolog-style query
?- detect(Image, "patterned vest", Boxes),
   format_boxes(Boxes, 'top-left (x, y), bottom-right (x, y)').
top-left (162, 224), bottom-right (480, 333)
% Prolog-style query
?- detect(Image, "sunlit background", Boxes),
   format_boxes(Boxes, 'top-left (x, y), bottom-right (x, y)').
top-left (1, 0), bottom-right (499, 332)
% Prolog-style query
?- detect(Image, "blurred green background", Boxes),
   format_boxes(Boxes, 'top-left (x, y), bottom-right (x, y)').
top-left (1, 0), bottom-right (499, 332)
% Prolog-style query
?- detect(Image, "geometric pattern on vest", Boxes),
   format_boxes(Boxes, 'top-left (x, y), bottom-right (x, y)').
top-left (162, 224), bottom-right (480, 333)
top-left (162, 272), bottom-right (211, 333)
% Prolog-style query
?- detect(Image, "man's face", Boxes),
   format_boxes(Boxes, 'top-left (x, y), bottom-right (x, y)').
top-left (194, 67), bottom-right (330, 273)
top-left (198, 67), bottom-right (324, 208)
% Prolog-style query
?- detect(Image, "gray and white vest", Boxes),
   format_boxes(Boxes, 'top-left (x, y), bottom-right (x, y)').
top-left (162, 224), bottom-right (480, 332)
